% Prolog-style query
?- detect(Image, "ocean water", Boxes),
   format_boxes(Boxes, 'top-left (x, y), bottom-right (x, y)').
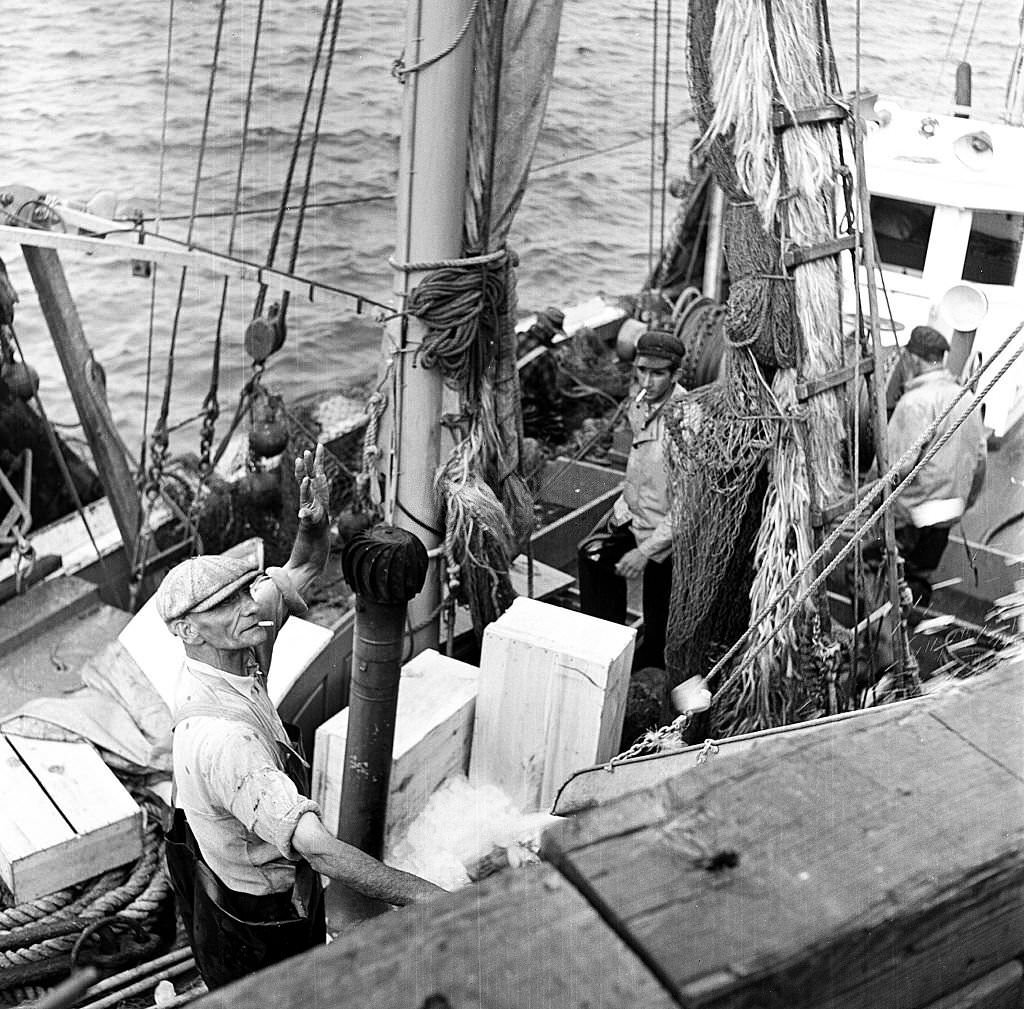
top-left (1, 0), bottom-right (1018, 455)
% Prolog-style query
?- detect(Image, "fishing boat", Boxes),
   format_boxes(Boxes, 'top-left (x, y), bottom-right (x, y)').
top-left (0, 0), bottom-right (1022, 1004)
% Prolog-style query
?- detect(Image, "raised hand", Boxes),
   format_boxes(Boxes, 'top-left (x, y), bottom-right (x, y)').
top-left (295, 443), bottom-right (330, 524)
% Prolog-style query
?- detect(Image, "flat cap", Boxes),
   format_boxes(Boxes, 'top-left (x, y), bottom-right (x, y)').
top-left (156, 555), bottom-right (261, 623)
top-left (906, 325), bottom-right (950, 360)
top-left (636, 327), bottom-right (685, 364)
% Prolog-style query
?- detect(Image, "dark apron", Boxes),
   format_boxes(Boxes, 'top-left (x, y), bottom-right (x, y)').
top-left (165, 702), bottom-right (326, 990)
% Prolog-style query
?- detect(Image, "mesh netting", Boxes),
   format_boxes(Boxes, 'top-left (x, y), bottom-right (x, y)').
top-left (664, 348), bottom-right (772, 684)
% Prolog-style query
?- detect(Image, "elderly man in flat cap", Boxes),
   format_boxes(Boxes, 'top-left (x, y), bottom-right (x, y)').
top-left (887, 325), bottom-right (987, 605)
top-left (159, 444), bottom-right (442, 990)
top-left (577, 327), bottom-right (686, 670)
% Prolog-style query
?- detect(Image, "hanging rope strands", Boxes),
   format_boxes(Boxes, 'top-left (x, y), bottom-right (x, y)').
top-left (434, 420), bottom-right (517, 634)
top-left (683, 0), bottom-right (859, 734)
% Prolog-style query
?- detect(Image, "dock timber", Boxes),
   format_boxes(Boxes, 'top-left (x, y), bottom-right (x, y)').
top-left (188, 660), bottom-right (1023, 1009)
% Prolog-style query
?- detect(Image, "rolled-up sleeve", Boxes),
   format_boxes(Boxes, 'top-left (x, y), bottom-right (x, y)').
top-left (205, 728), bottom-right (320, 861)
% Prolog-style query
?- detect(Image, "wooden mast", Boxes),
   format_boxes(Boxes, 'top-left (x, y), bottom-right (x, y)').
top-left (382, 0), bottom-right (476, 654)
top-left (21, 246), bottom-right (140, 563)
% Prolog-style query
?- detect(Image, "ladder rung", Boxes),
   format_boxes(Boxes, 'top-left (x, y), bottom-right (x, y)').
top-left (772, 102), bottom-right (848, 132)
top-left (810, 494), bottom-right (857, 528)
top-left (783, 234), bottom-right (857, 268)
top-left (797, 357), bottom-right (874, 401)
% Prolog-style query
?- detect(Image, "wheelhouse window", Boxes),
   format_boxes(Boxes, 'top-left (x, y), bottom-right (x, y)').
top-left (870, 196), bottom-right (934, 274)
top-left (962, 210), bottom-right (1023, 286)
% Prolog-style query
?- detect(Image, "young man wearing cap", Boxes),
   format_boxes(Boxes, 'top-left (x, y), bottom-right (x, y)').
top-left (887, 325), bottom-right (987, 605)
top-left (577, 328), bottom-right (686, 669)
top-left (159, 444), bottom-right (443, 990)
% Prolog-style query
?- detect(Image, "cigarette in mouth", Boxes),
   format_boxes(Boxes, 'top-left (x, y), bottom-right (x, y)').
top-left (634, 388), bottom-right (648, 405)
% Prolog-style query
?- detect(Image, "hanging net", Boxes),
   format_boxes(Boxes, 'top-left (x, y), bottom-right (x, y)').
top-left (664, 348), bottom-right (772, 684)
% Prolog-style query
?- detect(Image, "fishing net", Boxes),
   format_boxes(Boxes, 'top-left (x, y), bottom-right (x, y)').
top-left (684, 0), bottom-right (851, 734)
top-left (664, 348), bottom-right (772, 684)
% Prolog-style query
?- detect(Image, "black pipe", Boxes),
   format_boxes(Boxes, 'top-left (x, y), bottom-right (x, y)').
top-left (338, 524), bottom-right (428, 857)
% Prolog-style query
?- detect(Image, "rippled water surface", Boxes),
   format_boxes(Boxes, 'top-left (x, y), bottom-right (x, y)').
top-left (1, 0), bottom-right (1017, 449)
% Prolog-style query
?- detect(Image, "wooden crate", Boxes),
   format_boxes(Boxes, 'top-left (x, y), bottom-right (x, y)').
top-left (313, 649), bottom-right (478, 845)
top-left (0, 734), bottom-right (142, 902)
top-left (470, 596), bottom-right (635, 812)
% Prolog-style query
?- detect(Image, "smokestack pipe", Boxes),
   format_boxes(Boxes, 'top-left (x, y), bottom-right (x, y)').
top-left (338, 524), bottom-right (428, 858)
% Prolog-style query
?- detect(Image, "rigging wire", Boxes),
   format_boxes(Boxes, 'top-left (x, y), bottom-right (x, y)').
top-left (647, 0), bottom-right (661, 280)
top-left (136, 193), bottom-right (395, 224)
top-left (931, 0), bottom-right (972, 102)
top-left (962, 0), bottom-right (985, 62)
top-left (279, 0), bottom-right (348, 323)
top-left (659, 0), bottom-right (673, 259)
top-left (153, 0), bottom-right (227, 432)
top-left (140, 0), bottom-right (177, 474)
top-left (254, 0), bottom-right (336, 319)
top-left (4, 327), bottom-right (116, 588)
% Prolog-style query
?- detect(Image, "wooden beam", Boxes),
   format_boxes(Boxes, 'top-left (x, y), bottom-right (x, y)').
top-left (0, 224), bottom-right (371, 309)
top-left (541, 662), bottom-right (1024, 1009)
top-left (21, 246), bottom-right (140, 558)
top-left (189, 865), bottom-right (679, 1009)
top-left (796, 356), bottom-right (874, 401)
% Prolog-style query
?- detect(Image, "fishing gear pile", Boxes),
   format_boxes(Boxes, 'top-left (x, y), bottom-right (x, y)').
top-left (685, 0), bottom-right (852, 733)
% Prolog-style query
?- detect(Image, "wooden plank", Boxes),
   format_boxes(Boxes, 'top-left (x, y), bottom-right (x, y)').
top-left (0, 223), bottom-right (366, 308)
top-left (542, 664), bottom-right (1024, 1009)
top-left (190, 864), bottom-right (678, 1009)
top-left (0, 735), bottom-right (142, 902)
top-left (0, 735), bottom-right (74, 898)
top-left (7, 736), bottom-right (140, 836)
top-left (783, 234), bottom-right (857, 268)
top-left (772, 101), bottom-right (848, 131)
top-left (0, 574), bottom-right (98, 658)
top-left (313, 649), bottom-right (478, 846)
top-left (918, 960), bottom-right (1022, 1009)
top-left (552, 697), bottom-right (922, 816)
top-left (470, 597), bottom-right (634, 812)
top-left (796, 357), bottom-right (873, 402)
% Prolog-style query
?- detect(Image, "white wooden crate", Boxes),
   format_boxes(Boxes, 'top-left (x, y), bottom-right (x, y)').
top-left (0, 735), bottom-right (142, 902)
top-left (469, 597), bottom-right (635, 812)
top-left (313, 649), bottom-right (478, 846)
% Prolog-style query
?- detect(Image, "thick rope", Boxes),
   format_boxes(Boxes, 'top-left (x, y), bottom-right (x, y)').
top-left (404, 257), bottom-right (509, 400)
top-left (0, 796), bottom-right (171, 993)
